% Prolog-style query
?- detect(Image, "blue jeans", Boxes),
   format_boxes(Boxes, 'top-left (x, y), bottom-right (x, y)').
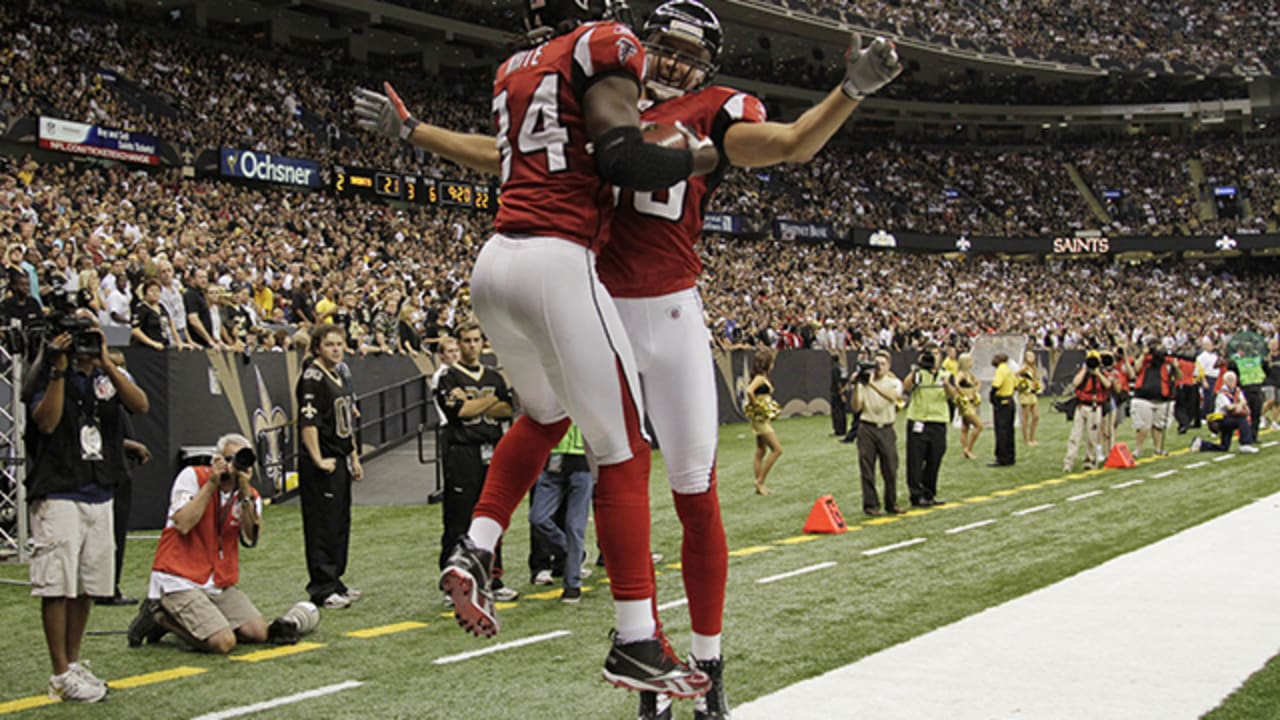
top-left (1201, 415), bottom-right (1256, 451)
top-left (529, 468), bottom-right (593, 589)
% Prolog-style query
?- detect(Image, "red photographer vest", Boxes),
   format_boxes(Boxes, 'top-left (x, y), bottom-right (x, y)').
top-left (152, 466), bottom-right (255, 589)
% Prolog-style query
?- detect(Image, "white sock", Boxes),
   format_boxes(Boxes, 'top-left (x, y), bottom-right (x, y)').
top-left (614, 600), bottom-right (657, 644)
top-left (691, 633), bottom-right (721, 662)
top-left (468, 517), bottom-right (504, 553)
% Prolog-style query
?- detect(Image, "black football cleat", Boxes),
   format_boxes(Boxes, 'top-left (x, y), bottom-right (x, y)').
top-left (439, 537), bottom-right (499, 637)
top-left (603, 630), bottom-right (711, 698)
top-left (693, 656), bottom-right (730, 719)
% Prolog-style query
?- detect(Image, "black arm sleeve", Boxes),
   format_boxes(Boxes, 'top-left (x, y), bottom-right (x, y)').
top-left (594, 126), bottom-right (694, 192)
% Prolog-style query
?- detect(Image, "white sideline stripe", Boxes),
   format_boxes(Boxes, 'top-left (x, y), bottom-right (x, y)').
top-left (756, 562), bottom-right (837, 584)
top-left (658, 597), bottom-right (689, 611)
top-left (735, 492), bottom-right (1280, 720)
top-left (1111, 480), bottom-right (1144, 489)
top-left (127, 534), bottom-right (161, 541)
top-left (432, 630), bottom-right (571, 665)
top-left (1263, 441), bottom-right (1279, 448)
top-left (862, 539), bottom-right (926, 557)
top-left (190, 680), bottom-right (363, 720)
top-left (1213, 454), bottom-right (1235, 462)
top-left (945, 519), bottom-right (996, 535)
top-left (1012, 504), bottom-right (1055, 517)
top-left (1184, 461), bottom-right (1210, 469)
top-left (1152, 470), bottom-right (1178, 479)
top-left (0, 578), bottom-right (32, 586)
top-left (1067, 490), bottom-right (1104, 502)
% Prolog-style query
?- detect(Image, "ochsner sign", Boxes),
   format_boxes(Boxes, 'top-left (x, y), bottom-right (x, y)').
top-left (220, 148), bottom-right (322, 188)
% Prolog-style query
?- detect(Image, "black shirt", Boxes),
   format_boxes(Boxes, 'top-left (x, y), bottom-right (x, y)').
top-left (0, 295), bottom-right (42, 328)
top-left (130, 300), bottom-right (168, 347)
top-left (183, 287), bottom-right (213, 347)
top-left (26, 367), bottom-right (125, 499)
top-left (435, 363), bottom-right (510, 445)
top-left (296, 358), bottom-right (356, 458)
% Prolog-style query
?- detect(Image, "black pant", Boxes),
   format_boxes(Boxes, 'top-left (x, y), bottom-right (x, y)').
top-left (1175, 384), bottom-right (1201, 430)
top-left (857, 423), bottom-right (898, 511)
top-left (439, 444), bottom-right (503, 574)
top-left (831, 390), bottom-right (848, 436)
top-left (111, 472), bottom-right (131, 597)
top-left (1244, 386), bottom-right (1264, 435)
top-left (300, 456), bottom-right (352, 603)
top-left (905, 421), bottom-right (946, 504)
top-left (992, 395), bottom-right (1016, 465)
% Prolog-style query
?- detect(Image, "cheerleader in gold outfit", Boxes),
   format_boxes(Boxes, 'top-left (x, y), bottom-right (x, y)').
top-left (745, 350), bottom-right (783, 495)
top-left (1016, 349), bottom-right (1044, 446)
top-left (956, 353), bottom-right (984, 459)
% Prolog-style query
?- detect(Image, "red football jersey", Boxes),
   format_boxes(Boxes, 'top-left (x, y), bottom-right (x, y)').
top-left (598, 86), bottom-right (767, 298)
top-left (492, 21), bottom-right (646, 250)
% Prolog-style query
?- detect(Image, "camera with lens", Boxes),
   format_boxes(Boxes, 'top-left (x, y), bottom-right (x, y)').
top-left (1100, 352), bottom-right (1114, 368)
top-left (853, 360), bottom-right (877, 384)
top-left (1085, 353), bottom-right (1101, 370)
top-left (46, 311), bottom-right (103, 356)
top-left (231, 446), bottom-right (258, 473)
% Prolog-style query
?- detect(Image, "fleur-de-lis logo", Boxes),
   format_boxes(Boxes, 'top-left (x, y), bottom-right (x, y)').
top-left (252, 367), bottom-right (292, 494)
top-left (1215, 234), bottom-right (1237, 251)
top-left (956, 236), bottom-right (971, 252)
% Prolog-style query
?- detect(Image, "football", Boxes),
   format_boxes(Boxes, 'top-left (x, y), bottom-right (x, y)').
top-left (290, 601), bottom-right (321, 634)
top-left (641, 122), bottom-right (688, 149)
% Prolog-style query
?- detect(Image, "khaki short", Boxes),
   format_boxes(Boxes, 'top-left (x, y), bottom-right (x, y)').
top-left (29, 498), bottom-right (114, 598)
top-left (1131, 397), bottom-right (1174, 431)
top-left (160, 587), bottom-right (262, 641)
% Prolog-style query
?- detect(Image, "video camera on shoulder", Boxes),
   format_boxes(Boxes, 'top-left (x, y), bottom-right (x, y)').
top-left (853, 360), bottom-right (877, 384)
top-left (45, 311), bottom-right (103, 356)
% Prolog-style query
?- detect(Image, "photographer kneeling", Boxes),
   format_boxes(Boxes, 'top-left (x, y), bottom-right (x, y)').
top-left (128, 435), bottom-right (313, 652)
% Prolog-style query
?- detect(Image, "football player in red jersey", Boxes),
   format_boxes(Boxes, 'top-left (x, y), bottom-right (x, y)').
top-left (356, 0), bottom-right (722, 700)
top-left (357, 1), bottom-right (899, 714)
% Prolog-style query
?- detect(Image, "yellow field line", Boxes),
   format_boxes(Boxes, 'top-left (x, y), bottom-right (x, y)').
top-left (229, 642), bottom-right (325, 663)
top-left (728, 546), bottom-right (773, 557)
top-left (110, 666), bottom-right (207, 689)
top-left (345, 622), bottom-right (428, 639)
top-left (776, 535), bottom-right (820, 545)
top-left (0, 696), bottom-right (58, 715)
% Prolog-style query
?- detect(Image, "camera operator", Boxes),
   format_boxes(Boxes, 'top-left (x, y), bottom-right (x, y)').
top-left (125, 434), bottom-right (314, 652)
top-left (1062, 351), bottom-right (1114, 473)
top-left (1131, 338), bottom-right (1179, 457)
top-left (2, 269), bottom-right (45, 358)
top-left (25, 326), bottom-right (148, 702)
top-left (851, 351), bottom-right (903, 516)
top-left (903, 345), bottom-right (956, 507)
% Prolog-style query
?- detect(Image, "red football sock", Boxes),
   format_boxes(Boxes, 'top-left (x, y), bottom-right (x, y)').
top-left (472, 415), bottom-right (571, 530)
top-left (673, 466), bottom-right (728, 637)
top-left (594, 363), bottom-right (654, 603)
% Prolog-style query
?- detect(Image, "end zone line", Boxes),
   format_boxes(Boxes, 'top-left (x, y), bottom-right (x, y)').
top-left (190, 680), bottom-right (363, 720)
top-left (658, 597), bottom-right (689, 611)
top-left (1068, 490), bottom-right (1104, 502)
top-left (862, 538), bottom-right (926, 557)
top-left (433, 630), bottom-right (571, 665)
top-left (1012, 504), bottom-right (1055, 517)
top-left (1213, 454), bottom-right (1235, 462)
top-left (757, 562), bottom-right (837, 584)
top-left (946, 519), bottom-right (996, 535)
top-left (1111, 480), bottom-right (1145, 490)
top-left (1152, 470), bottom-right (1178, 479)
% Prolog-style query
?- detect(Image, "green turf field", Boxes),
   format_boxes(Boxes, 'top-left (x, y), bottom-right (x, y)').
top-left (2, 403), bottom-right (1277, 719)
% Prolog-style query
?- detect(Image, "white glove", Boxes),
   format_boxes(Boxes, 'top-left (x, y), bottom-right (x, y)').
top-left (353, 82), bottom-right (419, 142)
top-left (674, 121), bottom-right (714, 152)
top-left (841, 34), bottom-right (903, 100)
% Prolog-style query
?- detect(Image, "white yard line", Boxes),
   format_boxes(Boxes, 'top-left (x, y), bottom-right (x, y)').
top-left (1012, 504), bottom-right (1055, 517)
top-left (190, 681), bottom-right (363, 720)
top-left (1213, 454), bottom-right (1235, 462)
top-left (432, 631), bottom-right (571, 665)
top-left (945, 519), bottom-right (997, 535)
top-left (657, 597), bottom-right (689, 611)
top-left (1111, 480), bottom-right (1145, 489)
top-left (736, 493), bottom-right (1280, 720)
top-left (1184, 461), bottom-right (1210, 469)
top-left (756, 562), bottom-right (837, 585)
top-left (1067, 490), bottom-right (1104, 502)
top-left (861, 539), bottom-right (926, 557)
top-left (1262, 441), bottom-right (1279, 449)
top-left (1152, 470), bottom-right (1178, 479)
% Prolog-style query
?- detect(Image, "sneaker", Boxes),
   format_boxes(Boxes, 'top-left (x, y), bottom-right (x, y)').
top-left (651, 552), bottom-right (665, 565)
top-left (267, 617), bottom-right (301, 645)
top-left (439, 537), bottom-right (499, 637)
top-left (493, 586), bottom-right (520, 602)
top-left (342, 588), bottom-right (363, 602)
top-left (127, 600), bottom-right (165, 648)
top-left (533, 569), bottom-right (554, 586)
top-left (693, 656), bottom-right (730, 720)
top-left (48, 669), bottom-right (106, 703)
top-left (68, 661), bottom-right (107, 691)
top-left (560, 587), bottom-right (582, 604)
top-left (1155, 448), bottom-right (1169, 457)
top-left (638, 691), bottom-right (673, 720)
top-left (580, 565), bottom-right (594, 579)
top-left (1240, 444), bottom-right (1260, 454)
top-left (602, 631), bottom-right (711, 698)
top-left (322, 592), bottom-right (351, 609)
top-left (1190, 437), bottom-right (1203, 453)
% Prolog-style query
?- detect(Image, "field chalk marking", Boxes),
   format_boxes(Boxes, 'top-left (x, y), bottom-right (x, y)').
top-left (190, 680), bottom-right (363, 720)
top-left (945, 519), bottom-right (996, 535)
top-left (862, 538), bottom-right (926, 557)
top-left (757, 562), bottom-right (838, 585)
top-left (433, 631), bottom-right (571, 665)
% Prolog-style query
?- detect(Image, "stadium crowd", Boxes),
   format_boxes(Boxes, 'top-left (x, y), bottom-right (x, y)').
top-left (4, 154), bottom-right (1279, 361)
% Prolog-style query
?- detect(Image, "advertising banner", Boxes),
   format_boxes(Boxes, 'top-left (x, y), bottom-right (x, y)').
top-left (851, 227), bottom-right (1280, 255)
top-left (703, 213), bottom-right (742, 234)
top-left (37, 116), bottom-right (162, 165)
top-left (774, 219), bottom-right (836, 243)
top-left (220, 147), bottom-right (323, 188)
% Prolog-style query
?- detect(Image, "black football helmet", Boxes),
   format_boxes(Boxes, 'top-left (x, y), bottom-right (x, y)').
top-left (525, 0), bottom-right (609, 40)
top-left (640, 0), bottom-right (722, 99)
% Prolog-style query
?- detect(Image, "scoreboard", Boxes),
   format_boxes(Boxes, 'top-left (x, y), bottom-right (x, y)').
top-left (333, 165), bottom-right (496, 212)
